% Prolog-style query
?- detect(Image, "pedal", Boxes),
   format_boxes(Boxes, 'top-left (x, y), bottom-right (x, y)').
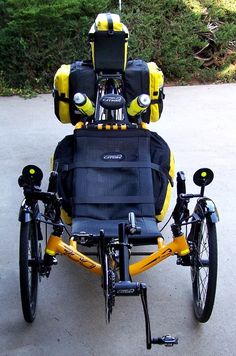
top-left (152, 335), bottom-right (178, 347)
top-left (44, 253), bottom-right (58, 266)
top-left (52, 256), bottom-right (58, 265)
top-left (177, 255), bottom-right (191, 266)
top-left (72, 233), bottom-right (94, 245)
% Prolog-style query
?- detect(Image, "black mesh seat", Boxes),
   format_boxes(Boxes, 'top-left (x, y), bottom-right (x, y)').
top-left (72, 217), bottom-right (162, 245)
top-left (68, 128), bottom-right (168, 245)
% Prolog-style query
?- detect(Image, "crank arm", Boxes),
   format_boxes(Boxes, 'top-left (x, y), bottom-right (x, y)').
top-left (140, 283), bottom-right (178, 349)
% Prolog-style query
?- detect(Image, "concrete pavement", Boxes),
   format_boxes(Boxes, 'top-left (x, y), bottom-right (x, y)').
top-left (0, 84), bottom-right (236, 355)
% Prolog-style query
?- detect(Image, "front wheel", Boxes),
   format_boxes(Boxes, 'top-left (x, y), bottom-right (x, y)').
top-left (19, 220), bottom-right (40, 322)
top-left (190, 217), bottom-right (217, 322)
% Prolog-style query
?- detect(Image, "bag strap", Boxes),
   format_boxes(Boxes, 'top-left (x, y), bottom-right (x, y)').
top-left (62, 161), bottom-right (173, 186)
top-left (53, 89), bottom-right (70, 103)
top-left (151, 162), bottom-right (173, 186)
top-left (106, 13), bottom-right (114, 34)
top-left (66, 161), bottom-right (154, 169)
top-left (73, 195), bottom-right (154, 204)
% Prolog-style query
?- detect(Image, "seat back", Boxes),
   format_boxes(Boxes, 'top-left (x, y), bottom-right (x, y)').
top-left (72, 129), bottom-right (155, 220)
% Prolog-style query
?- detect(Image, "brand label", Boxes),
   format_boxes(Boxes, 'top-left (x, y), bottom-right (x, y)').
top-left (116, 289), bottom-right (135, 295)
top-left (103, 97), bottom-right (122, 103)
top-left (102, 153), bottom-right (125, 161)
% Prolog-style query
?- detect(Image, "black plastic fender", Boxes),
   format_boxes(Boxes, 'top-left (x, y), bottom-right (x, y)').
top-left (18, 199), bottom-right (40, 222)
top-left (18, 199), bottom-right (43, 240)
top-left (18, 199), bottom-right (32, 223)
top-left (195, 197), bottom-right (219, 223)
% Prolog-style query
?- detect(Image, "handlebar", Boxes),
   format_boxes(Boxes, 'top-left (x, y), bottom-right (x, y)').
top-left (179, 193), bottom-right (202, 200)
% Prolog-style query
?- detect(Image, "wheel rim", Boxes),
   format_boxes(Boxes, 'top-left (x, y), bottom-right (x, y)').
top-left (192, 220), bottom-right (209, 312)
top-left (28, 224), bottom-right (38, 313)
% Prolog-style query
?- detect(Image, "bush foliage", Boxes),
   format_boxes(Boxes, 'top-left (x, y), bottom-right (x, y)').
top-left (0, 0), bottom-right (110, 91)
top-left (0, 0), bottom-right (235, 93)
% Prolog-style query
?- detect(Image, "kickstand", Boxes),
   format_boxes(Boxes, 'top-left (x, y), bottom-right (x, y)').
top-left (140, 283), bottom-right (178, 349)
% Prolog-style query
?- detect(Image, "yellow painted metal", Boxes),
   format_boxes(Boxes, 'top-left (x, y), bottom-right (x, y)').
top-left (46, 235), bottom-right (102, 275)
top-left (129, 235), bottom-right (189, 276)
top-left (69, 237), bottom-right (77, 249)
top-left (45, 248), bottom-right (57, 256)
top-left (157, 237), bottom-right (165, 249)
top-left (45, 233), bottom-right (189, 277)
top-left (60, 208), bottom-right (72, 225)
top-left (75, 121), bottom-right (84, 130)
top-left (141, 122), bottom-right (148, 130)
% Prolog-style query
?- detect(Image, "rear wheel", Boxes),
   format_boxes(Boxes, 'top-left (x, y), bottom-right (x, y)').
top-left (190, 217), bottom-right (217, 322)
top-left (19, 220), bottom-right (40, 322)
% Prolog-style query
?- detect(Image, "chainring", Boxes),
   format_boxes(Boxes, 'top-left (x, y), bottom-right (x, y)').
top-left (107, 269), bottom-right (116, 322)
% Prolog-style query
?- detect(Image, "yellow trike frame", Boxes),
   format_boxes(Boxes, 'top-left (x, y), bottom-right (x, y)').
top-left (45, 232), bottom-right (190, 276)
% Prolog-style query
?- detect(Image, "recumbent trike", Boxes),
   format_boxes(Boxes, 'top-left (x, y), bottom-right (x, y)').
top-left (18, 13), bottom-right (219, 350)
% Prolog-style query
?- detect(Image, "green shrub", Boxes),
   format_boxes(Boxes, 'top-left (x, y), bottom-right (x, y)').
top-left (0, 0), bottom-right (235, 93)
top-left (0, 0), bottom-right (109, 90)
top-left (120, 0), bottom-right (236, 83)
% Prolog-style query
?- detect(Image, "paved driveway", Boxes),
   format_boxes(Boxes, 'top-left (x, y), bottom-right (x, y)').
top-left (0, 84), bottom-right (235, 355)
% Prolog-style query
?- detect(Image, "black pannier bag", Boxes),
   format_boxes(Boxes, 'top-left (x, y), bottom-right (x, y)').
top-left (53, 61), bottom-right (96, 125)
top-left (88, 13), bottom-right (129, 73)
top-left (124, 59), bottom-right (165, 124)
top-left (53, 129), bottom-right (174, 223)
top-left (53, 135), bottom-right (74, 217)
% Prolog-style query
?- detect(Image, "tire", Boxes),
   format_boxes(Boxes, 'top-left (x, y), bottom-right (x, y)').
top-left (19, 220), bottom-right (39, 322)
top-left (190, 217), bottom-right (217, 322)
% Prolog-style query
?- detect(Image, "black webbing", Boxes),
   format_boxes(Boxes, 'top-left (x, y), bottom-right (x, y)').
top-left (73, 195), bottom-right (154, 204)
top-left (65, 161), bottom-right (160, 169)
top-left (106, 13), bottom-right (114, 32)
top-left (53, 90), bottom-right (70, 103)
top-left (62, 161), bottom-right (173, 185)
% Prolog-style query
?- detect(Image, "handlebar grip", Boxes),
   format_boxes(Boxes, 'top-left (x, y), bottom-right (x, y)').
top-left (177, 171), bottom-right (186, 196)
top-left (128, 212), bottom-right (136, 228)
top-left (47, 171), bottom-right (58, 193)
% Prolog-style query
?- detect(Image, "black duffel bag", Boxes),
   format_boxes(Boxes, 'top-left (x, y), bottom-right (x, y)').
top-left (53, 129), bottom-right (174, 223)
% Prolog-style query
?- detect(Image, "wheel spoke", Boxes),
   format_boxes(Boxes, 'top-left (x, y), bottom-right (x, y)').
top-left (191, 216), bottom-right (217, 322)
top-left (198, 269), bottom-right (208, 304)
top-left (20, 219), bottom-right (40, 322)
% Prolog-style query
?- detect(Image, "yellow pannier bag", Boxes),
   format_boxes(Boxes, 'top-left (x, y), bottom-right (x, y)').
top-left (53, 61), bottom-right (96, 125)
top-left (147, 62), bottom-right (164, 122)
top-left (54, 64), bottom-right (71, 124)
top-left (89, 13), bottom-right (129, 72)
top-left (124, 59), bottom-right (165, 123)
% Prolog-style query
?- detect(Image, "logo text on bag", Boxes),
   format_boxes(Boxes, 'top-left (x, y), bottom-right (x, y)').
top-left (102, 153), bottom-right (125, 161)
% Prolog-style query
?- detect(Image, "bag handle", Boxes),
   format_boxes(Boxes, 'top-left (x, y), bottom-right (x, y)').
top-left (106, 13), bottom-right (114, 34)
